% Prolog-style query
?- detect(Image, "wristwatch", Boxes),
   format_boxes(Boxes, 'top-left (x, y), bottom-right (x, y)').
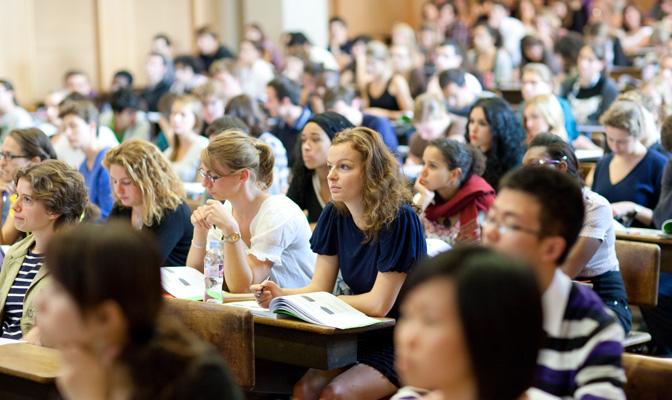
top-left (222, 232), bottom-right (241, 243)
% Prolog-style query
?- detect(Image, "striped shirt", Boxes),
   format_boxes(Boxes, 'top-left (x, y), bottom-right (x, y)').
top-left (529, 270), bottom-right (625, 400)
top-left (0, 251), bottom-right (44, 339)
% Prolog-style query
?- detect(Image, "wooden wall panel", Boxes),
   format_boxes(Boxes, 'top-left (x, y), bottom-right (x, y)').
top-left (33, 0), bottom-right (98, 102)
top-left (330, 0), bottom-right (422, 40)
top-left (0, 0), bottom-right (37, 107)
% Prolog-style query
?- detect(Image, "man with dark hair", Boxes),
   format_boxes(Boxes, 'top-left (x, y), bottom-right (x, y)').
top-left (438, 68), bottom-right (493, 116)
top-left (171, 55), bottom-right (207, 95)
top-left (323, 86), bottom-right (398, 155)
top-left (64, 70), bottom-right (96, 99)
top-left (265, 77), bottom-right (311, 166)
top-left (100, 89), bottom-right (150, 143)
top-left (195, 26), bottom-right (234, 71)
top-left (483, 166), bottom-right (625, 399)
top-left (111, 70), bottom-right (134, 92)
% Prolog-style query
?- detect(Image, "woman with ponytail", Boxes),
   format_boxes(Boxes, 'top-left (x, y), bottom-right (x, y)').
top-left (413, 139), bottom-right (495, 245)
top-left (187, 130), bottom-right (315, 292)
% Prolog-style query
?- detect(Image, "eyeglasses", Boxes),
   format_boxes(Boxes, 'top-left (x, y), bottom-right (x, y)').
top-left (481, 213), bottom-right (542, 237)
top-left (198, 167), bottom-right (238, 183)
top-left (0, 152), bottom-right (29, 161)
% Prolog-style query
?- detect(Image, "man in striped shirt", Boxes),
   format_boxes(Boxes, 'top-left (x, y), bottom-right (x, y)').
top-left (483, 166), bottom-right (625, 399)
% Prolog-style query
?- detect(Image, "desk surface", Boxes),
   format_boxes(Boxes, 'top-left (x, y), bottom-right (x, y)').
top-left (0, 343), bottom-right (59, 384)
top-left (254, 316), bottom-right (395, 335)
top-left (616, 229), bottom-right (672, 245)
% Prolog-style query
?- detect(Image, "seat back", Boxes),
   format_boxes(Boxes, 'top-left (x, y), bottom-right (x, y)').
top-left (615, 240), bottom-right (660, 307)
top-left (163, 298), bottom-right (255, 389)
top-left (623, 353), bottom-right (672, 400)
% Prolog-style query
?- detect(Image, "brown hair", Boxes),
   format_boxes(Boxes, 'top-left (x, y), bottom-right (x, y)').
top-left (331, 127), bottom-right (412, 242)
top-left (202, 130), bottom-right (274, 190)
top-left (58, 97), bottom-right (98, 123)
top-left (8, 128), bottom-right (58, 161)
top-left (104, 140), bottom-right (185, 227)
top-left (599, 99), bottom-right (646, 138)
top-left (225, 94), bottom-right (266, 137)
top-left (15, 160), bottom-right (88, 229)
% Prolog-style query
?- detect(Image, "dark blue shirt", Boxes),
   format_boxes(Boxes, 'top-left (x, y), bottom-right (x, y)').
top-left (79, 148), bottom-right (113, 220)
top-left (272, 107), bottom-right (312, 167)
top-left (310, 203), bottom-right (426, 316)
top-left (592, 149), bottom-right (666, 212)
top-left (362, 113), bottom-right (399, 155)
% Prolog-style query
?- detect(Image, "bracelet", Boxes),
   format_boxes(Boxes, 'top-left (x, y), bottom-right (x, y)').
top-left (191, 242), bottom-right (205, 249)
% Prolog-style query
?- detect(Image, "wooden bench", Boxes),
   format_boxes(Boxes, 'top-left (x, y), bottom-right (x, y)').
top-left (623, 353), bottom-right (672, 400)
top-left (615, 240), bottom-right (660, 348)
top-left (163, 298), bottom-right (255, 390)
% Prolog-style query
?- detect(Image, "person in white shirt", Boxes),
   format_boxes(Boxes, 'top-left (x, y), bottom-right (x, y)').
top-left (237, 40), bottom-right (275, 102)
top-left (187, 130), bottom-right (315, 292)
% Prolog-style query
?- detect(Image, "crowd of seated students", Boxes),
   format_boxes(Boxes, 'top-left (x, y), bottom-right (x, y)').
top-left (3, 0), bottom-right (672, 397)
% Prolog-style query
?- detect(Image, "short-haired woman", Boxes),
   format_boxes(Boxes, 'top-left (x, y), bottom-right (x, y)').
top-left (0, 160), bottom-right (88, 339)
top-left (105, 139), bottom-right (193, 266)
top-left (0, 128), bottom-right (57, 245)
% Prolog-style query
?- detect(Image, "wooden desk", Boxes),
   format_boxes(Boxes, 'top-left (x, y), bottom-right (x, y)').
top-left (0, 343), bottom-right (59, 399)
top-left (616, 229), bottom-right (672, 273)
top-left (251, 316), bottom-right (395, 394)
top-left (254, 316), bottom-right (395, 370)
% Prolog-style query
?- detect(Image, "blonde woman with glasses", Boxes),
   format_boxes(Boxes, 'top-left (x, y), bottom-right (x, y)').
top-left (187, 131), bottom-right (315, 293)
top-left (105, 139), bottom-right (193, 266)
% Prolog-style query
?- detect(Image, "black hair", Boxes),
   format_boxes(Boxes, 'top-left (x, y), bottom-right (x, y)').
top-left (174, 55), bottom-right (205, 75)
top-left (289, 112), bottom-right (354, 222)
top-left (205, 115), bottom-right (249, 138)
top-left (528, 133), bottom-right (581, 182)
top-left (499, 166), bottom-right (585, 263)
top-left (286, 32), bottom-right (311, 47)
top-left (267, 77), bottom-right (301, 106)
top-left (553, 32), bottom-right (584, 70)
top-left (438, 68), bottom-right (467, 89)
top-left (113, 70), bottom-right (134, 87)
top-left (400, 245), bottom-right (543, 400)
top-left (110, 89), bottom-right (141, 113)
top-left (467, 97), bottom-right (525, 188)
top-left (428, 139), bottom-right (486, 186)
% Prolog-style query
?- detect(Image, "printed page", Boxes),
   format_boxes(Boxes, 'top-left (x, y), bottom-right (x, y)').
top-left (161, 267), bottom-right (205, 300)
top-left (224, 301), bottom-right (277, 319)
top-left (270, 292), bottom-right (380, 329)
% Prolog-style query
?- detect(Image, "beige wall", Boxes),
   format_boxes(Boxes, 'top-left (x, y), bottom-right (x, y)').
top-left (0, 0), bottom-right (238, 107)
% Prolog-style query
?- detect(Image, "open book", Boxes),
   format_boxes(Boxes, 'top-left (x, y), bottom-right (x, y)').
top-left (160, 267), bottom-right (253, 302)
top-left (227, 292), bottom-right (381, 329)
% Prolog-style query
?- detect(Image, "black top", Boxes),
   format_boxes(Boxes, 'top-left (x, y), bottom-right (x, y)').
top-left (142, 78), bottom-right (173, 112)
top-left (109, 202), bottom-right (193, 266)
top-left (287, 173), bottom-right (324, 224)
top-left (367, 79), bottom-right (400, 111)
top-left (198, 46), bottom-right (235, 72)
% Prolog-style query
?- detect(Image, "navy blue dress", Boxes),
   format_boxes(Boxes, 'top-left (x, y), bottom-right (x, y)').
top-left (592, 150), bottom-right (666, 227)
top-left (310, 202), bottom-right (426, 386)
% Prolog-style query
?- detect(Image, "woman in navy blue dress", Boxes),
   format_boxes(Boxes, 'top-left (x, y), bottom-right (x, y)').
top-left (591, 99), bottom-right (667, 227)
top-left (253, 127), bottom-right (427, 399)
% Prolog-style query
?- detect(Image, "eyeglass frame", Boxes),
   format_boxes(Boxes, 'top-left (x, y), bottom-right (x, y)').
top-left (480, 212), bottom-right (544, 237)
top-left (0, 152), bottom-right (30, 161)
top-left (525, 155), bottom-right (568, 167)
top-left (197, 167), bottom-right (239, 183)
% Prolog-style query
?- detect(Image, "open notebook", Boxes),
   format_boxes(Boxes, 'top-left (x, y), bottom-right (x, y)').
top-left (227, 292), bottom-right (380, 329)
top-left (160, 267), bottom-right (253, 302)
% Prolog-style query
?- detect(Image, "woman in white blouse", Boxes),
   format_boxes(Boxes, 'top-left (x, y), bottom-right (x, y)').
top-left (187, 130), bottom-right (315, 292)
top-left (163, 95), bottom-right (209, 182)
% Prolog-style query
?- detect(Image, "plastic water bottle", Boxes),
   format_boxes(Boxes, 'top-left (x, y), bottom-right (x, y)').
top-left (203, 237), bottom-right (224, 303)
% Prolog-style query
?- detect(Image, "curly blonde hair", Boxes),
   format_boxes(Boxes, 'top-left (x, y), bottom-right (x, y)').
top-left (331, 127), bottom-right (412, 242)
top-left (103, 140), bottom-right (185, 227)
